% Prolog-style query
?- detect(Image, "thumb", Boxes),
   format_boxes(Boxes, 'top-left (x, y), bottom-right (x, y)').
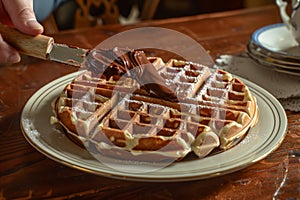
top-left (3, 0), bottom-right (43, 35)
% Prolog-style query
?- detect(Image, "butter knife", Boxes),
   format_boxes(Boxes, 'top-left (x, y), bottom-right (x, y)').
top-left (0, 23), bottom-right (89, 66)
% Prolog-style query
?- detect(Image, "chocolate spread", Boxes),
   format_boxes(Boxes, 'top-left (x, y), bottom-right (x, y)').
top-left (84, 47), bottom-right (178, 101)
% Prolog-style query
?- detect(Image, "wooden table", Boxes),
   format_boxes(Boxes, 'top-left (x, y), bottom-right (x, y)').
top-left (1, 5), bottom-right (299, 199)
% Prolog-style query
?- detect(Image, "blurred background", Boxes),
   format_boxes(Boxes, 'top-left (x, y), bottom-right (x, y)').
top-left (43, 0), bottom-right (275, 33)
top-left (143, 0), bottom-right (274, 19)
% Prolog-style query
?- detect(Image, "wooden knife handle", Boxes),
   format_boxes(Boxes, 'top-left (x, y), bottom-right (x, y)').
top-left (0, 23), bottom-right (54, 60)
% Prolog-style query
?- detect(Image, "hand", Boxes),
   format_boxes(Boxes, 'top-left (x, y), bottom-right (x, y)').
top-left (0, 0), bottom-right (44, 65)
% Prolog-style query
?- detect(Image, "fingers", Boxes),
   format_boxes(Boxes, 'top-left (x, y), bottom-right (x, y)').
top-left (2, 0), bottom-right (43, 35)
top-left (0, 34), bottom-right (21, 64)
top-left (0, 0), bottom-right (43, 65)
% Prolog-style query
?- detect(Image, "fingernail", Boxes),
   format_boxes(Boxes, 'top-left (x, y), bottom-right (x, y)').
top-left (26, 19), bottom-right (43, 31)
top-left (8, 53), bottom-right (21, 63)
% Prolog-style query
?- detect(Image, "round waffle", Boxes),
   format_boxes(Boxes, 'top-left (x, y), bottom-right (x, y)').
top-left (52, 49), bottom-right (259, 162)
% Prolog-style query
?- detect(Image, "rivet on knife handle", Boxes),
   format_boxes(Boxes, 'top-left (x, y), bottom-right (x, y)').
top-left (0, 23), bottom-right (53, 60)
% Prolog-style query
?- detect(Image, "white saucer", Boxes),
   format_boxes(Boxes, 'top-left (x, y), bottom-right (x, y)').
top-left (248, 41), bottom-right (300, 68)
top-left (252, 23), bottom-right (300, 60)
top-left (247, 49), bottom-right (300, 76)
top-left (248, 24), bottom-right (300, 76)
top-left (247, 41), bottom-right (300, 76)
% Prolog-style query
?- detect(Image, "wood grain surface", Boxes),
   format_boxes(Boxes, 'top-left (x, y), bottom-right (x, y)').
top-left (0, 5), bottom-right (299, 200)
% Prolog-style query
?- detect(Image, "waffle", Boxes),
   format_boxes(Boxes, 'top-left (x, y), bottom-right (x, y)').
top-left (52, 50), bottom-right (259, 162)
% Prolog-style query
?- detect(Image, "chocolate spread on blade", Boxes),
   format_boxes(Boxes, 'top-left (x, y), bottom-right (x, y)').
top-left (84, 47), bottom-right (178, 101)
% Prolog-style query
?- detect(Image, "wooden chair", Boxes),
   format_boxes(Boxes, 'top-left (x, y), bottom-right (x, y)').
top-left (42, 0), bottom-right (160, 34)
top-left (140, 0), bottom-right (160, 20)
top-left (75, 0), bottom-right (119, 28)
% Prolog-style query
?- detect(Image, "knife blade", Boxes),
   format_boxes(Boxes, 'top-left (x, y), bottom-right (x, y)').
top-left (0, 23), bottom-right (89, 66)
top-left (49, 43), bottom-right (89, 66)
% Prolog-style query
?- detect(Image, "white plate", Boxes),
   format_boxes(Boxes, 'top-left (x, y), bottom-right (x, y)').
top-left (21, 71), bottom-right (288, 182)
top-left (247, 42), bottom-right (300, 76)
top-left (248, 52), bottom-right (300, 76)
top-left (248, 41), bottom-right (300, 69)
top-left (252, 23), bottom-right (300, 59)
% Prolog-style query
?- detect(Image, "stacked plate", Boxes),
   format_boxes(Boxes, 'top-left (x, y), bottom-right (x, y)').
top-left (247, 23), bottom-right (300, 76)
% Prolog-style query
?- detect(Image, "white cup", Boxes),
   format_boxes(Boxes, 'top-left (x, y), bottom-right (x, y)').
top-left (276, 0), bottom-right (300, 44)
